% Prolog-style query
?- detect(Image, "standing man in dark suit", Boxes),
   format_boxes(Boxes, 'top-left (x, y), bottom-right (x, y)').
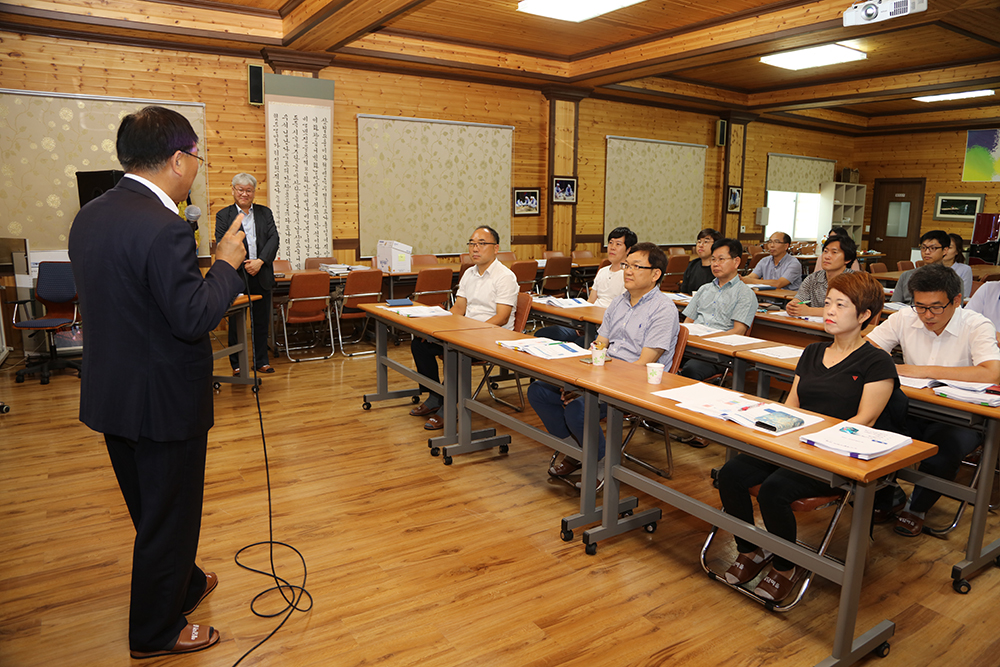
top-left (69, 106), bottom-right (247, 658)
top-left (215, 173), bottom-right (279, 374)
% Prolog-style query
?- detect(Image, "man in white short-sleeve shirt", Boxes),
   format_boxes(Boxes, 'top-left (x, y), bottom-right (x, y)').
top-left (867, 263), bottom-right (1000, 537)
top-left (409, 225), bottom-right (518, 430)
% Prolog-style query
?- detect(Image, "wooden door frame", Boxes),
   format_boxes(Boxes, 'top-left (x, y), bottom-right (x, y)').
top-left (868, 177), bottom-right (926, 264)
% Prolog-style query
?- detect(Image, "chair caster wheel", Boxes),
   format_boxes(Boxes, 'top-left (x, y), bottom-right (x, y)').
top-left (430, 447), bottom-right (440, 457)
top-left (994, 555), bottom-right (1000, 568)
top-left (251, 385), bottom-right (259, 394)
top-left (362, 401), bottom-right (371, 410)
top-left (490, 382), bottom-right (499, 390)
top-left (619, 509), bottom-right (633, 518)
top-left (15, 375), bottom-right (24, 383)
top-left (953, 578), bottom-right (971, 594)
top-left (499, 444), bottom-right (509, 454)
top-left (644, 522), bottom-right (657, 533)
top-left (585, 543), bottom-right (597, 555)
top-left (411, 395), bottom-right (421, 404)
top-left (41, 376), bottom-right (50, 385)
top-left (561, 529), bottom-right (573, 542)
top-left (0, 403), bottom-right (9, 414)
top-left (873, 641), bottom-right (890, 658)
top-left (443, 455), bottom-right (453, 465)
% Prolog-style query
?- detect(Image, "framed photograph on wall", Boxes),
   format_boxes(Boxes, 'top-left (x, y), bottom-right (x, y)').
top-left (553, 176), bottom-right (577, 204)
top-left (512, 188), bottom-right (540, 216)
top-left (934, 193), bottom-right (985, 222)
top-left (727, 186), bottom-right (742, 213)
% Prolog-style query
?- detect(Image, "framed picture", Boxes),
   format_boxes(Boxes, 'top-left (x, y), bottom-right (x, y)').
top-left (934, 193), bottom-right (986, 222)
top-left (727, 186), bottom-right (742, 213)
top-left (512, 187), bottom-right (540, 216)
top-left (553, 176), bottom-right (577, 204)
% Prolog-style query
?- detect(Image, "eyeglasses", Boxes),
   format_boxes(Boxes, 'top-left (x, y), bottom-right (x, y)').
top-left (919, 244), bottom-right (943, 252)
top-left (233, 187), bottom-right (255, 196)
top-left (709, 256), bottom-right (735, 264)
top-left (180, 149), bottom-right (204, 164)
top-left (467, 241), bottom-right (497, 249)
top-left (620, 262), bottom-right (654, 271)
top-left (912, 304), bottom-right (948, 315)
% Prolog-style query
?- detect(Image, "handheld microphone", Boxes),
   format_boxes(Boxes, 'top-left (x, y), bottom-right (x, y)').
top-left (185, 205), bottom-right (201, 232)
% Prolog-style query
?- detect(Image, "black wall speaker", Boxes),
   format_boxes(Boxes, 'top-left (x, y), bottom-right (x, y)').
top-left (77, 169), bottom-right (124, 207)
top-left (715, 119), bottom-right (728, 147)
top-left (249, 64), bottom-right (264, 106)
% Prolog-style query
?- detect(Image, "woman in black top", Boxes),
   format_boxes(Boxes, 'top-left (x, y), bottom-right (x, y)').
top-left (716, 271), bottom-right (901, 602)
top-left (678, 227), bottom-right (721, 294)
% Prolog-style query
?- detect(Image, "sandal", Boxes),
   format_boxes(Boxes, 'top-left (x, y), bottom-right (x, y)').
top-left (754, 565), bottom-right (803, 602)
top-left (724, 549), bottom-right (772, 585)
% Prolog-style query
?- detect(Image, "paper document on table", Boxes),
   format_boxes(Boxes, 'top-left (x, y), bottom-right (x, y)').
top-left (677, 395), bottom-right (820, 435)
top-left (523, 341), bottom-right (590, 360)
top-left (652, 383), bottom-right (738, 403)
top-left (662, 292), bottom-right (691, 302)
top-left (532, 295), bottom-right (591, 308)
top-left (800, 422), bottom-right (912, 460)
top-left (497, 337), bottom-right (562, 352)
top-left (320, 263), bottom-right (352, 275)
top-left (705, 334), bottom-right (767, 346)
top-left (898, 376), bottom-right (936, 389)
top-left (380, 305), bottom-right (452, 317)
top-left (941, 379), bottom-right (995, 392)
top-left (933, 386), bottom-right (1000, 407)
top-left (682, 323), bottom-right (725, 337)
top-left (753, 345), bottom-right (803, 360)
top-left (749, 284), bottom-right (776, 291)
top-left (771, 311), bottom-right (824, 323)
top-left (882, 302), bottom-right (906, 312)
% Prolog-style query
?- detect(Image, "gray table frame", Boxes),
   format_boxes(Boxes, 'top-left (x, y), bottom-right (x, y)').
top-left (213, 297), bottom-right (261, 388)
top-left (585, 397), bottom-right (898, 667)
top-left (749, 356), bottom-right (1000, 593)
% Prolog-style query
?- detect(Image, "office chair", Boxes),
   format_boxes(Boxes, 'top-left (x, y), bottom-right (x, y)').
top-left (510, 260), bottom-right (538, 293)
top-left (659, 255), bottom-right (690, 293)
top-left (411, 254), bottom-right (439, 268)
top-left (543, 250), bottom-right (566, 259)
top-left (571, 250), bottom-right (593, 259)
top-left (280, 271), bottom-right (335, 362)
top-left (411, 266), bottom-right (453, 309)
top-left (13, 261), bottom-right (81, 385)
top-left (536, 256), bottom-right (573, 297)
top-left (897, 260), bottom-right (914, 271)
top-left (304, 256), bottom-right (337, 270)
top-left (334, 269), bottom-right (383, 357)
top-left (868, 262), bottom-right (887, 274)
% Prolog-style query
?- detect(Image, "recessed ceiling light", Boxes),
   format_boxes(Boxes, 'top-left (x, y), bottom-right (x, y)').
top-left (913, 90), bottom-right (996, 103)
top-left (760, 44), bottom-right (867, 71)
top-left (517, 0), bottom-right (645, 23)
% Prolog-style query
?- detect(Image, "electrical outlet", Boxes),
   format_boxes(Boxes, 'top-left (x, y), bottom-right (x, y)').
top-left (740, 226), bottom-right (745, 232)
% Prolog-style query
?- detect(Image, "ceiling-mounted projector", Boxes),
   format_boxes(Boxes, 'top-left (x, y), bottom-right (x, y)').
top-left (843, 0), bottom-right (927, 26)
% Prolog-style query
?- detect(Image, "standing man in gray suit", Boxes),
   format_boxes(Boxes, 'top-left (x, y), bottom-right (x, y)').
top-left (215, 173), bottom-right (279, 374)
top-left (70, 106), bottom-right (246, 658)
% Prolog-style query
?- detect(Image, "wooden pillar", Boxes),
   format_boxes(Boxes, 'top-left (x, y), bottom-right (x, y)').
top-left (719, 112), bottom-right (758, 242)
top-left (544, 89), bottom-right (588, 255)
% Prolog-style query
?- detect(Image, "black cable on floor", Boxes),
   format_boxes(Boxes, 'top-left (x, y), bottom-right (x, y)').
top-left (229, 276), bottom-right (312, 666)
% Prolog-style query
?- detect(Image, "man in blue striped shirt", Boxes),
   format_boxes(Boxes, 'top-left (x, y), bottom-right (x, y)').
top-left (529, 242), bottom-right (680, 478)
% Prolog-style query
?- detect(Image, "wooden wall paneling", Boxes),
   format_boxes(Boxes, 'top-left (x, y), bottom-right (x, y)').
top-left (725, 122), bottom-right (747, 238)
top-left (854, 128), bottom-right (1000, 241)
top-left (546, 98), bottom-right (578, 255)
top-left (576, 98), bottom-right (723, 246)
top-left (743, 121), bottom-right (855, 237)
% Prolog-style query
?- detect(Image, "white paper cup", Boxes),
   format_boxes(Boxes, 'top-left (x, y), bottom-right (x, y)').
top-left (646, 362), bottom-right (665, 384)
top-left (591, 346), bottom-right (607, 366)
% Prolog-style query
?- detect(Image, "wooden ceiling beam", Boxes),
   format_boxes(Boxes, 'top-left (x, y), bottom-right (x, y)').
top-left (283, 0), bottom-right (435, 51)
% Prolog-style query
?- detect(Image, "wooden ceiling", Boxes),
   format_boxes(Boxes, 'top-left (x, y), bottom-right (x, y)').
top-left (4, 0), bottom-right (999, 135)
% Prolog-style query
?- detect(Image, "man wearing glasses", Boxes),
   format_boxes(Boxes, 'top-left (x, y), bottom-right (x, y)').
top-left (409, 226), bottom-right (518, 430)
top-left (530, 242), bottom-right (679, 479)
top-left (215, 173), bottom-right (279, 375)
top-left (890, 229), bottom-right (951, 305)
top-left (743, 232), bottom-right (802, 290)
top-left (868, 263), bottom-right (1000, 536)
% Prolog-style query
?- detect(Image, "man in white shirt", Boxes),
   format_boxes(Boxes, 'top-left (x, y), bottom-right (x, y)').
top-left (967, 280), bottom-right (1000, 343)
top-left (743, 232), bottom-right (802, 290)
top-left (867, 263), bottom-right (1000, 536)
top-left (534, 226), bottom-right (636, 344)
top-left (409, 226), bottom-right (518, 430)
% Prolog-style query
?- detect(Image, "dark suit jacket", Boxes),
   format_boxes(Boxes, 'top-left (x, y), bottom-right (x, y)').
top-left (69, 177), bottom-right (243, 442)
top-left (215, 203), bottom-right (279, 291)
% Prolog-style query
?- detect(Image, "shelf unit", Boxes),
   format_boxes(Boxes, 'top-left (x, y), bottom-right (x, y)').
top-left (819, 181), bottom-right (867, 245)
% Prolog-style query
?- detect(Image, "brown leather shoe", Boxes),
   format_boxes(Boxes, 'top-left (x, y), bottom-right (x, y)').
top-left (232, 368), bottom-right (241, 377)
top-left (183, 572), bottom-right (218, 616)
top-left (424, 414), bottom-right (444, 430)
top-left (130, 624), bottom-right (220, 659)
top-left (409, 402), bottom-right (437, 417)
top-left (894, 511), bottom-right (924, 537)
top-left (548, 457), bottom-right (581, 477)
top-left (256, 364), bottom-right (275, 374)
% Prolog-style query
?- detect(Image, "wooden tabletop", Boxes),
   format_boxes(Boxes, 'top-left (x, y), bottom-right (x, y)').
top-left (571, 360), bottom-right (937, 484)
top-left (529, 300), bottom-right (607, 325)
top-left (358, 302), bottom-right (495, 336)
top-left (685, 332), bottom-right (785, 355)
top-left (872, 264), bottom-right (1000, 284)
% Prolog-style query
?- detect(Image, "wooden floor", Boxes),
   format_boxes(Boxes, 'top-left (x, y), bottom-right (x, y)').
top-left (2, 337), bottom-right (999, 667)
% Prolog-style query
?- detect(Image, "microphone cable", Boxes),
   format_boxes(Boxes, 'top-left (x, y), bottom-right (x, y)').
top-left (229, 268), bottom-right (312, 666)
